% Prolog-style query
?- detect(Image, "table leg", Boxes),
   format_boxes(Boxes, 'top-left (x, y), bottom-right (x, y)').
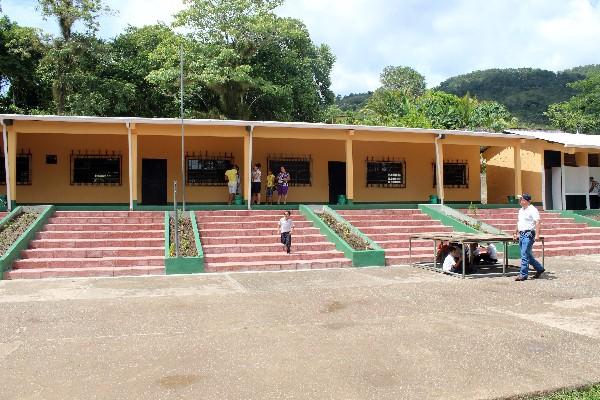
top-left (433, 239), bottom-right (437, 270)
top-left (542, 238), bottom-right (545, 269)
top-left (462, 240), bottom-right (466, 279)
top-left (409, 237), bottom-right (412, 267)
top-left (502, 240), bottom-right (506, 276)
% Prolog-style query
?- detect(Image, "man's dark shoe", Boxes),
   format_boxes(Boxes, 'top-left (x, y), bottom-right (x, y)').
top-left (515, 275), bottom-right (527, 281)
top-left (531, 269), bottom-right (546, 279)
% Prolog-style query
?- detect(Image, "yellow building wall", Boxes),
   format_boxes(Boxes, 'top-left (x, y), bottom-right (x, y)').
top-left (252, 137), bottom-right (345, 203)
top-left (485, 142), bottom-right (543, 204)
top-left (137, 135), bottom-right (244, 204)
top-left (352, 141), bottom-right (481, 202)
top-left (17, 133), bottom-right (130, 204)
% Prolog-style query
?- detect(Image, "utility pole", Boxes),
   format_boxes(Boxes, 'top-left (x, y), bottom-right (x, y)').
top-left (180, 44), bottom-right (186, 212)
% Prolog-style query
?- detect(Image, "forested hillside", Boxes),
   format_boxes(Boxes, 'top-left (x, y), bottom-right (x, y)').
top-left (437, 67), bottom-right (600, 127)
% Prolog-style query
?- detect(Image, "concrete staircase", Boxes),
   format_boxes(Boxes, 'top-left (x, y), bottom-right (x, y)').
top-left (4, 211), bottom-right (165, 279)
top-left (336, 209), bottom-right (453, 266)
top-left (461, 208), bottom-right (600, 256)
top-left (196, 210), bottom-right (352, 272)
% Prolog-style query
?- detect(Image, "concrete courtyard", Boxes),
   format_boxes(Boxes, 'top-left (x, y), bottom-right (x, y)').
top-left (1, 257), bottom-right (600, 400)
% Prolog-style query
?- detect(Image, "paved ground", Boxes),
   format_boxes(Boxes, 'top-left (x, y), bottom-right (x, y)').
top-left (1, 258), bottom-right (600, 400)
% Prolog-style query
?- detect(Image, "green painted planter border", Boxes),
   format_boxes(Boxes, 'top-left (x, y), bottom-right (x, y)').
top-left (164, 211), bottom-right (205, 275)
top-left (299, 204), bottom-right (385, 267)
top-left (0, 205), bottom-right (55, 279)
top-left (559, 210), bottom-right (600, 227)
top-left (419, 204), bottom-right (520, 258)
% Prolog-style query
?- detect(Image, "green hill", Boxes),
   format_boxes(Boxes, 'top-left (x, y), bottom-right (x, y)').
top-left (436, 67), bottom-right (600, 127)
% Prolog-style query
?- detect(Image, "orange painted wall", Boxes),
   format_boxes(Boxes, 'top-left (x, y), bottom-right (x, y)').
top-left (17, 132), bottom-right (130, 203)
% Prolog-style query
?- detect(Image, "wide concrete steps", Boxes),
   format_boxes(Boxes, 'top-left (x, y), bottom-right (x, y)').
top-left (5, 266), bottom-right (165, 279)
top-left (337, 209), bottom-right (456, 266)
top-left (196, 210), bottom-right (352, 272)
top-left (5, 211), bottom-right (165, 280)
top-left (460, 208), bottom-right (600, 257)
top-left (30, 238), bottom-right (165, 249)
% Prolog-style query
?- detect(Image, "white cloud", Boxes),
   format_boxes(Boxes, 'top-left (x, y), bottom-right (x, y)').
top-left (3, 0), bottom-right (600, 94)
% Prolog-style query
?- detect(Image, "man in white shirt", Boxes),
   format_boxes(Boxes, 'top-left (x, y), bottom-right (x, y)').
top-left (513, 193), bottom-right (545, 281)
top-left (278, 211), bottom-right (295, 254)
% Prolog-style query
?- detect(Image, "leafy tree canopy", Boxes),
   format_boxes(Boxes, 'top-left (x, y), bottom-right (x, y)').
top-left (380, 65), bottom-right (426, 98)
top-left (546, 72), bottom-right (600, 134)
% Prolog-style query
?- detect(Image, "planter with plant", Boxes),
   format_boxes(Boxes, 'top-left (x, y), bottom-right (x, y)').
top-left (165, 211), bottom-right (204, 274)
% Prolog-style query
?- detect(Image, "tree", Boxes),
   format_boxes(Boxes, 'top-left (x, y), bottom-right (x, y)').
top-left (109, 24), bottom-right (182, 117)
top-left (0, 16), bottom-right (51, 113)
top-left (148, 0), bottom-right (334, 121)
top-left (37, 0), bottom-right (111, 114)
top-left (380, 65), bottom-right (426, 98)
top-left (546, 73), bottom-right (600, 134)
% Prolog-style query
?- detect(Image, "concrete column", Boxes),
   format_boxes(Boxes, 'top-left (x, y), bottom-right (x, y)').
top-left (435, 136), bottom-right (445, 204)
top-left (127, 123), bottom-right (138, 210)
top-left (560, 151), bottom-right (566, 210)
top-left (8, 126), bottom-right (17, 207)
top-left (514, 142), bottom-right (522, 197)
top-left (243, 130), bottom-right (250, 203)
top-left (345, 131), bottom-right (354, 202)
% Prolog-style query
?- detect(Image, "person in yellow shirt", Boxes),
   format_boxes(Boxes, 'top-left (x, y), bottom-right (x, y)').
top-left (224, 165), bottom-right (238, 205)
top-left (265, 169), bottom-right (276, 205)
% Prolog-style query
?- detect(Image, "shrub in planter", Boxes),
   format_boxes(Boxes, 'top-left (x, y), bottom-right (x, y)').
top-left (0, 211), bottom-right (39, 255)
top-left (317, 212), bottom-right (373, 251)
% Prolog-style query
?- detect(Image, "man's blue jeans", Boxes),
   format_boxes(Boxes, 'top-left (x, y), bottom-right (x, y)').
top-left (519, 231), bottom-right (544, 278)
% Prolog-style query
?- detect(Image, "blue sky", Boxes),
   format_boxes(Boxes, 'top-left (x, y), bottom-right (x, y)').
top-left (3, 0), bottom-right (600, 95)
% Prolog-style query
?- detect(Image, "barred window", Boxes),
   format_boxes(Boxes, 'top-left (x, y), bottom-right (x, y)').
top-left (186, 153), bottom-right (234, 186)
top-left (71, 153), bottom-right (122, 185)
top-left (366, 159), bottom-right (406, 188)
top-left (0, 153), bottom-right (33, 185)
top-left (268, 155), bottom-right (311, 186)
top-left (564, 153), bottom-right (577, 167)
top-left (588, 154), bottom-right (599, 167)
top-left (433, 161), bottom-right (469, 188)
top-left (16, 152), bottom-right (32, 185)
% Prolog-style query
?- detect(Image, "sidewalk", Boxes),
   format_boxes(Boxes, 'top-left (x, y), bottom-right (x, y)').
top-left (1, 257), bottom-right (599, 400)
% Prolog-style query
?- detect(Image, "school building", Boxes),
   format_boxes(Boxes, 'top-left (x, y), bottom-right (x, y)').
top-left (1, 114), bottom-right (599, 210)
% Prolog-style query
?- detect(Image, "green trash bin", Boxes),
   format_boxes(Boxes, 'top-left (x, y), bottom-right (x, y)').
top-left (429, 195), bottom-right (439, 204)
top-left (233, 195), bottom-right (243, 205)
top-left (507, 195), bottom-right (516, 204)
top-left (337, 194), bottom-right (347, 205)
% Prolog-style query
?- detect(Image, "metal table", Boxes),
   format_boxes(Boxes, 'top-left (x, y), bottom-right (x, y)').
top-left (408, 232), bottom-right (545, 279)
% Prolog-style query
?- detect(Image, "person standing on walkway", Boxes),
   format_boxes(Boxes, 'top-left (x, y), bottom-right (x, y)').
top-left (224, 164), bottom-right (238, 205)
top-left (251, 163), bottom-right (262, 205)
top-left (278, 210), bottom-right (295, 254)
top-left (276, 166), bottom-right (291, 205)
top-left (513, 193), bottom-right (545, 281)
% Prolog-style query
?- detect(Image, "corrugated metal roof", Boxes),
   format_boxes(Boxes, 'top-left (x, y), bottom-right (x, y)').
top-left (0, 113), bottom-right (526, 140)
top-left (505, 129), bottom-right (600, 149)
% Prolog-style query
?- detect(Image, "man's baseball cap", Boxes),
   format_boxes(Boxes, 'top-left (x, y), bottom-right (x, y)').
top-left (520, 193), bottom-right (532, 201)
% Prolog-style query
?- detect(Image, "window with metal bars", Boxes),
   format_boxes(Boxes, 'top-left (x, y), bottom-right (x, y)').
top-left (186, 153), bottom-right (234, 186)
top-left (433, 161), bottom-right (469, 188)
top-left (0, 153), bottom-right (33, 185)
top-left (366, 159), bottom-right (406, 188)
top-left (589, 154), bottom-right (599, 168)
top-left (564, 153), bottom-right (577, 167)
top-left (268, 155), bottom-right (311, 186)
top-left (70, 152), bottom-right (122, 185)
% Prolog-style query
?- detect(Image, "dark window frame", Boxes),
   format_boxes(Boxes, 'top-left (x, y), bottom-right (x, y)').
top-left (589, 154), bottom-right (599, 168)
top-left (16, 152), bottom-right (32, 185)
top-left (366, 158), bottom-right (406, 188)
top-left (0, 153), bottom-right (33, 185)
top-left (564, 153), bottom-right (577, 167)
top-left (433, 161), bottom-right (469, 189)
top-left (267, 155), bottom-right (312, 187)
top-left (185, 152), bottom-right (235, 186)
top-left (70, 152), bottom-right (122, 186)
